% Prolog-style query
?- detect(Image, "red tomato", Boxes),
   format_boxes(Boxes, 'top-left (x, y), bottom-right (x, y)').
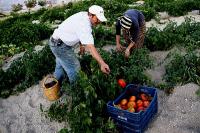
top-left (143, 101), bottom-right (150, 108)
top-left (117, 79), bottom-right (126, 88)
top-left (137, 106), bottom-right (145, 112)
top-left (136, 100), bottom-right (143, 107)
top-left (129, 96), bottom-right (136, 102)
top-left (127, 101), bottom-right (137, 109)
top-left (140, 93), bottom-right (148, 101)
top-left (120, 99), bottom-right (128, 106)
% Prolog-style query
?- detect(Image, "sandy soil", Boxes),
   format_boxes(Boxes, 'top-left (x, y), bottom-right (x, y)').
top-left (1, 11), bottom-right (200, 133)
top-left (0, 84), bottom-right (67, 133)
top-left (147, 83), bottom-right (200, 133)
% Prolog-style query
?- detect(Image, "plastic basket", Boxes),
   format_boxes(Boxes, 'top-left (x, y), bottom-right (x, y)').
top-left (107, 84), bottom-right (158, 133)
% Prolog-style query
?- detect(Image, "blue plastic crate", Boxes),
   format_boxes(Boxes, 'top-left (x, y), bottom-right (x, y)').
top-left (107, 84), bottom-right (158, 133)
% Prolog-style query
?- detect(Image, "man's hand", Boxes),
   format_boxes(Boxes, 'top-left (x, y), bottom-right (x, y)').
top-left (100, 63), bottom-right (110, 74)
top-left (79, 45), bottom-right (85, 55)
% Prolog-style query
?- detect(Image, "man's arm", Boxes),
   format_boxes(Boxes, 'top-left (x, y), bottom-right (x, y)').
top-left (86, 44), bottom-right (110, 74)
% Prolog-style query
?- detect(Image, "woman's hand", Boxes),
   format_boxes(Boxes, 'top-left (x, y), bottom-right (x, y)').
top-left (125, 41), bottom-right (136, 58)
top-left (125, 48), bottom-right (130, 58)
top-left (116, 44), bottom-right (126, 52)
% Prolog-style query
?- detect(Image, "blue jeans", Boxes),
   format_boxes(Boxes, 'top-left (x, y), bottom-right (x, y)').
top-left (49, 38), bottom-right (80, 84)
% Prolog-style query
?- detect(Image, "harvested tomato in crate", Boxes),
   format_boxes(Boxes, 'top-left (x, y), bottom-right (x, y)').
top-left (107, 84), bottom-right (158, 133)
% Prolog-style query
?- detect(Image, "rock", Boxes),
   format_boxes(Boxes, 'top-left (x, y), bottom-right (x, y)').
top-left (54, 20), bottom-right (62, 24)
top-left (188, 10), bottom-right (200, 15)
top-left (135, 0), bottom-right (145, 5)
top-left (32, 20), bottom-right (40, 24)
top-left (2, 52), bottom-right (25, 72)
top-left (158, 12), bottom-right (170, 20)
top-left (102, 45), bottom-right (116, 53)
top-left (159, 19), bottom-right (168, 24)
top-left (128, 0), bottom-right (145, 7)
top-left (50, 24), bottom-right (59, 29)
top-left (34, 45), bottom-right (45, 52)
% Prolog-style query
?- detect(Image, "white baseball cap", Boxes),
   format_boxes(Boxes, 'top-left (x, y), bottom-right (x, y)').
top-left (89, 5), bottom-right (107, 22)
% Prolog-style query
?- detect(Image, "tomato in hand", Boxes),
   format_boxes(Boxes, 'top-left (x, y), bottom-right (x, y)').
top-left (117, 79), bottom-right (126, 88)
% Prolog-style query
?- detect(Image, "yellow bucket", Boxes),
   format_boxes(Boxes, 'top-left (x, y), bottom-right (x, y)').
top-left (42, 75), bottom-right (60, 101)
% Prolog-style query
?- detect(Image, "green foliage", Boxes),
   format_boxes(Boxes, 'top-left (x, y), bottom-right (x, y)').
top-left (167, 0), bottom-right (200, 16)
top-left (0, 44), bottom-right (20, 57)
top-left (46, 48), bottom-right (153, 132)
top-left (64, 71), bottom-right (120, 133)
top-left (1, 21), bottom-right (38, 45)
top-left (0, 55), bottom-right (5, 67)
top-left (144, 22), bottom-right (177, 51)
top-left (155, 83), bottom-right (174, 95)
top-left (58, 128), bottom-right (70, 133)
top-left (145, 0), bottom-right (200, 16)
top-left (38, 0), bottom-right (47, 6)
top-left (31, 8), bottom-right (47, 19)
top-left (40, 7), bottom-right (67, 22)
top-left (45, 100), bottom-right (69, 122)
top-left (25, 0), bottom-right (36, 8)
top-left (11, 3), bottom-right (23, 12)
top-left (0, 21), bottom-right (52, 55)
top-left (196, 88), bottom-right (200, 97)
top-left (145, 0), bottom-right (173, 12)
top-left (145, 19), bottom-right (200, 51)
top-left (93, 26), bottom-right (116, 47)
top-left (0, 46), bottom-right (55, 98)
top-left (114, 0), bottom-right (138, 4)
top-left (174, 18), bottom-right (200, 49)
top-left (164, 52), bottom-right (200, 86)
top-left (102, 0), bottom-right (128, 24)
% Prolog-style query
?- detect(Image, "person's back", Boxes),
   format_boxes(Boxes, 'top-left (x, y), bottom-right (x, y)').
top-left (52, 11), bottom-right (93, 46)
top-left (123, 9), bottom-right (144, 22)
top-left (115, 9), bottom-right (146, 58)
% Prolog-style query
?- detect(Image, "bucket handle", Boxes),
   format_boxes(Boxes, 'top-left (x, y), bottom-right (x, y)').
top-left (42, 75), bottom-right (58, 88)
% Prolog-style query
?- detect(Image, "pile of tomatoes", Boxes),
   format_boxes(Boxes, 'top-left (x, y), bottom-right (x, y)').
top-left (114, 93), bottom-right (152, 113)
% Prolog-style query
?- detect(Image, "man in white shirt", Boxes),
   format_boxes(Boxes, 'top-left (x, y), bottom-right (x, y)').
top-left (49, 5), bottom-right (110, 84)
